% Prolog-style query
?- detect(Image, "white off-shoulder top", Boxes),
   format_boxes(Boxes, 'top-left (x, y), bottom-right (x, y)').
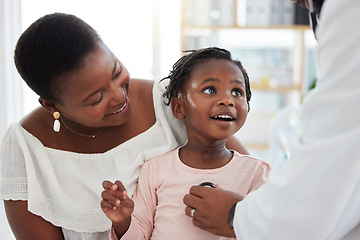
top-left (0, 80), bottom-right (187, 240)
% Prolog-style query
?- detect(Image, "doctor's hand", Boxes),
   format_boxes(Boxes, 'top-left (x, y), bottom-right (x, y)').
top-left (183, 186), bottom-right (244, 238)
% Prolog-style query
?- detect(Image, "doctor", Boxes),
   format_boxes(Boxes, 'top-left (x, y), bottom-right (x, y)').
top-left (183, 0), bottom-right (360, 239)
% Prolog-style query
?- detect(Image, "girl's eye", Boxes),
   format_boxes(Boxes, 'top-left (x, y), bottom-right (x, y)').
top-left (203, 87), bottom-right (216, 95)
top-left (232, 89), bottom-right (243, 97)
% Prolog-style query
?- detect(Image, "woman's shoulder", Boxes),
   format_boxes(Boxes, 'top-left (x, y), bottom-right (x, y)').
top-left (18, 107), bottom-right (59, 148)
top-left (129, 78), bottom-right (154, 96)
top-left (128, 78), bottom-right (156, 127)
top-left (19, 107), bottom-right (51, 137)
top-left (129, 78), bottom-right (155, 107)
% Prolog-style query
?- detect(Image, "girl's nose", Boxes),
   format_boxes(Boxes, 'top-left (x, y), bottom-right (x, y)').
top-left (218, 95), bottom-right (235, 107)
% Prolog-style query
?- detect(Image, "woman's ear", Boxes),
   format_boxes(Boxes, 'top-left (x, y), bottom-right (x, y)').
top-left (171, 98), bottom-right (185, 120)
top-left (38, 97), bottom-right (58, 114)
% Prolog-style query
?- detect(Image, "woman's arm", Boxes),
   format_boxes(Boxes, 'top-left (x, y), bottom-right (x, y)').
top-left (4, 200), bottom-right (64, 240)
top-left (226, 135), bottom-right (249, 155)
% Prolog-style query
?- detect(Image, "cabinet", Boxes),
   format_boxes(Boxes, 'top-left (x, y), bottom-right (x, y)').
top-left (181, 0), bottom-right (317, 160)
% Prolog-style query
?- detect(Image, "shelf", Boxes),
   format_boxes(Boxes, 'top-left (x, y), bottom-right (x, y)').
top-left (182, 25), bottom-right (311, 31)
top-left (243, 143), bottom-right (269, 150)
top-left (250, 84), bottom-right (302, 92)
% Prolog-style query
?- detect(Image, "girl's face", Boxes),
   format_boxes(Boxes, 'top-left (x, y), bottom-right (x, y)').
top-left (178, 58), bottom-right (249, 142)
top-left (55, 43), bottom-right (131, 128)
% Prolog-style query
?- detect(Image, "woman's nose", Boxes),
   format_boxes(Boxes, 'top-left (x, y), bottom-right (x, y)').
top-left (110, 84), bottom-right (126, 104)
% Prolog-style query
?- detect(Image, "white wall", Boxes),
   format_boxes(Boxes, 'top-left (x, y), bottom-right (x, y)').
top-left (0, 0), bottom-right (21, 238)
top-left (0, 0), bottom-right (23, 136)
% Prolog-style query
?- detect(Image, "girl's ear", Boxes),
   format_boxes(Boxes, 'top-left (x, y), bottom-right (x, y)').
top-left (38, 97), bottom-right (58, 114)
top-left (171, 98), bottom-right (185, 120)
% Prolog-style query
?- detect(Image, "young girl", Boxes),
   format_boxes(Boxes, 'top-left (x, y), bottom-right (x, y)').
top-left (101, 47), bottom-right (271, 240)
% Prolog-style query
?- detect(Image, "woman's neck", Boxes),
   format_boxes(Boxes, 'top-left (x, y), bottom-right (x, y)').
top-left (60, 114), bottom-right (106, 138)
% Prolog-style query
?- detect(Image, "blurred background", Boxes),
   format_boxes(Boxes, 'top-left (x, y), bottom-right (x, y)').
top-left (0, 0), bottom-right (317, 238)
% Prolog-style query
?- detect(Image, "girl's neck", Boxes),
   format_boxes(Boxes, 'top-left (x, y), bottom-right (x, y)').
top-left (179, 143), bottom-right (233, 169)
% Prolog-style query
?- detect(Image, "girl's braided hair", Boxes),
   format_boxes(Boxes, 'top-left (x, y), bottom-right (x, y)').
top-left (161, 47), bottom-right (251, 111)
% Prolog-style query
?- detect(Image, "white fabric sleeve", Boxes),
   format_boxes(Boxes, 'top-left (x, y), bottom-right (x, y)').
top-left (0, 123), bottom-right (28, 200)
top-left (0, 80), bottom-right (187, 235)
top-left (154, 79), bottom-right (187, 148)
top-left (233, 0), bottom-right (360, 239)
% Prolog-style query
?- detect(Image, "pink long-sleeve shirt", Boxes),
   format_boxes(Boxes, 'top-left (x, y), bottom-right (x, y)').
top-left (111, 148), bottom-right (270, 240)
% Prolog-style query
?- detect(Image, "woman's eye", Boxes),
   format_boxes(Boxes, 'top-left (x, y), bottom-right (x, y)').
top-left (112, 67), bottom-right (122, 80)
top-left (113, 71), bottom-right (121, 79)
top-left (203, 87), bottom-right (216, 95)
top-left (90, 92), bottom-right (103, 106)
top-left (232, 89), bottom-right (243, 97)
top-left (111, 61), bottom-right (122, 80)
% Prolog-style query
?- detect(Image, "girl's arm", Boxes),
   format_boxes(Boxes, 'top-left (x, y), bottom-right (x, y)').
top-left (4, 200), bottom-right (64, 240)
top-left (107, 160), bottom-right (158, 240)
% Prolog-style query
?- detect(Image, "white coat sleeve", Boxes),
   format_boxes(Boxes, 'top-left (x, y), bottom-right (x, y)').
top-left (233, 0), bottom-right (360, 239)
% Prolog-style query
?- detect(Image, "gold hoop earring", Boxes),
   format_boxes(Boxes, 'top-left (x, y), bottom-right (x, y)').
top-left (53, 111), bottom-right (61, 132)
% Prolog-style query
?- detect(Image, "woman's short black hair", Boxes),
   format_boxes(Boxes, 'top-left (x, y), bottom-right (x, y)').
top-left (14, 13), bottom-right (101, 103)
top-left (162, 47), bottom-right (252, 111)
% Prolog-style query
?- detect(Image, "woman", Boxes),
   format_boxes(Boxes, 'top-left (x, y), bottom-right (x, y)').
top-left (0, 13), bottom-right (247, 239)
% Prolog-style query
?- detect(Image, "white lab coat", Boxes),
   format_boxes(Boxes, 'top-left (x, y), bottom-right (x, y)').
top-left (234, 0), bottom-right (360, 239)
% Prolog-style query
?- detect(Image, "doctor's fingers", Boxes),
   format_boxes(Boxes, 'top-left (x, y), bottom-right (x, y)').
top-left (184, 206), bottom-right (206, 220)
top-left (185, 206), bottom-right (214, 232)
top-left (183, 191), bottom-right (204, 210)
top-left (189, 185), bottom-right (220, 198)
top-left (184, 185), bottom-right (220, 208)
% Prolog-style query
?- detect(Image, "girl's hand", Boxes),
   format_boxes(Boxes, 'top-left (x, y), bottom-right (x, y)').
top-left (101, 180), bottom-right (134, 223)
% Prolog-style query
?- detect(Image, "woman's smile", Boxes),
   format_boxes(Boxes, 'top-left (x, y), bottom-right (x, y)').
top-left (105, 97), bottom-right (130, 118)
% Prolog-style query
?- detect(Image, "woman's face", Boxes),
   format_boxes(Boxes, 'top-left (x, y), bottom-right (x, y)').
top-left (55, 43), bottom-right (131, 128)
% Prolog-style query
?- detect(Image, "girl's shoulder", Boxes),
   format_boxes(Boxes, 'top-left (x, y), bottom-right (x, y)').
top-left (233, 151), bottom-right (271, 169)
